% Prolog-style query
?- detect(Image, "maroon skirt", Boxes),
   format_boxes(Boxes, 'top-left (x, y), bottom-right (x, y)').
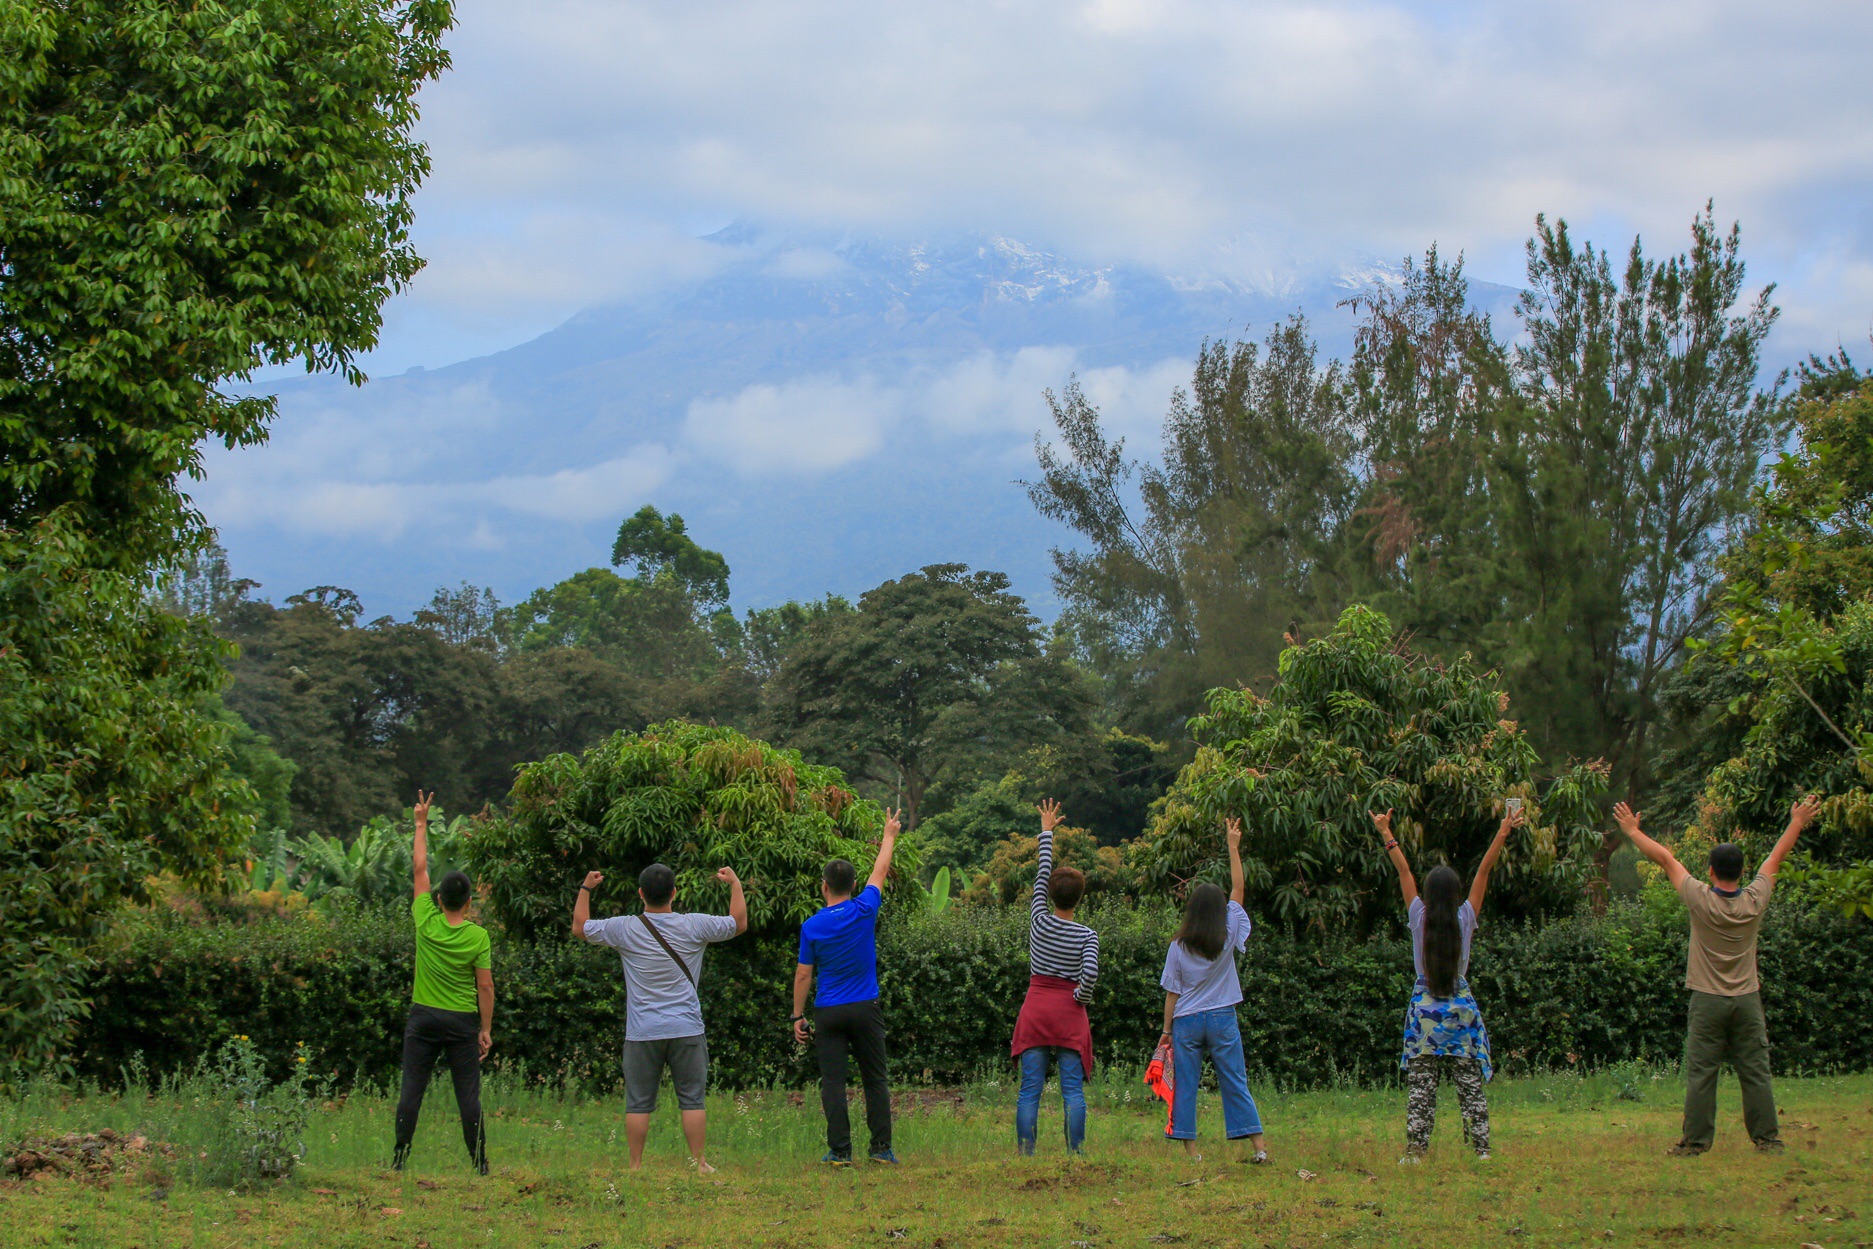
top-left (1009, 974), bottom-right (1095, 1075)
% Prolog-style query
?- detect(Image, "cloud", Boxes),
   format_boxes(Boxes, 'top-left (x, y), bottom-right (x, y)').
top-left (678, 350), bottom-right (1194, 479)
top-left (684, 376), bottom-right (900, 474)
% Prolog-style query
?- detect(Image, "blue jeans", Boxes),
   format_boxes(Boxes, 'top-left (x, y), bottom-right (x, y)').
top-left (1015, 1046), bottom-right (1086, 1154)
top-left (1170, 1008), bottom-right (1262, 1141)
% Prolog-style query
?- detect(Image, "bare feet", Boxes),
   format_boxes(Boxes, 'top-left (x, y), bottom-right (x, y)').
top-left (694, 1159), bottom-right (717, 1175)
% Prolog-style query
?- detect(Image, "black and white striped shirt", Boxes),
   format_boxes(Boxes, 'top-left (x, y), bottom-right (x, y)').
top-left (1030, 826), bottom-right (1100, 1002)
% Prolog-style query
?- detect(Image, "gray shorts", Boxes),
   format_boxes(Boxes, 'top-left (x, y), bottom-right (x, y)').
top-left (622, 1034), bottom-right (708, 1114)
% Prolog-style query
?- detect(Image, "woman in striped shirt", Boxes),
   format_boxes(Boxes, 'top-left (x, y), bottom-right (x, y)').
top-left (1009, 799), bottom-right (1100, 1155)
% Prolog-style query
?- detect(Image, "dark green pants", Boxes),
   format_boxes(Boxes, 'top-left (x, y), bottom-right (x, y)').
top-left (1682, 990), bottom-right (1778, 1149)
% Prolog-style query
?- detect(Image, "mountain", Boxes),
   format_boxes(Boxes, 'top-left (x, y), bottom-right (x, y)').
top-left (195, 225), bottom-right (1520, 617)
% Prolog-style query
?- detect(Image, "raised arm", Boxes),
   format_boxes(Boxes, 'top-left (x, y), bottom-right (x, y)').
top-left (572, 869), bottom-right (602, 939)
top-left (1468, 807), bottom-right (1523, 915)
top-left (1372, 809), bottom-right (1416, 904)
top-left (1224, 817), bottom-right (1245, 906)
top-left (1034, 799), bottom-right (1061, 916)
top-left (718, 866), bottom-right (749, 935)
top-left (865, 808), bottom-right (902, 894)
top-left (1614, 803), bottom-right (1687, 889)
top-left (412, 789), bottom-right (434, 897)
top-left (1762, 795), bottom-right (1821, 879)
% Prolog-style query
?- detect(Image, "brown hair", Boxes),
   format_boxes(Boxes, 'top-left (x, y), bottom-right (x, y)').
top-left (1048, 866), bottom-right (1086, 911)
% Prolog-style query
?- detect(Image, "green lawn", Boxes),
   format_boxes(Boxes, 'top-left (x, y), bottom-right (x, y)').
top-left (3, 1068), bottom-right (1869, 1248)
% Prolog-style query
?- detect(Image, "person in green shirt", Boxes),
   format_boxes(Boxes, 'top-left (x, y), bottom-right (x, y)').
top-left (392, 791), bottom-right (494, 1175)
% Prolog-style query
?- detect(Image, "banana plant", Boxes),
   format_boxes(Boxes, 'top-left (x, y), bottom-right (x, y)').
top-left (913, 865), bottom-right (953, 913)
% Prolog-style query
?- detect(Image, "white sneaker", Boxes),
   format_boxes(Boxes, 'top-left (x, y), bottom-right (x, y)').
top-left (1397, 1154), bottom-right (1421, 1166)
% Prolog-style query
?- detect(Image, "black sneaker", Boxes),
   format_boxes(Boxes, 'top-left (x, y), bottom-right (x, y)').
top-left (391, 1143), bottom-right (410, 1172)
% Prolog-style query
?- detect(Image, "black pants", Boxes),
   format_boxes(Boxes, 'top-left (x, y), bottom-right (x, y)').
top-left (815, 999), bottom-right (892, 1155)
top-left (394, 1004), bottom-right (486, 1169)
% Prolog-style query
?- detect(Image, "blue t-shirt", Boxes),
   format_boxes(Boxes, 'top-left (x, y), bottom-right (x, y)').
top-left (798, 885), bottom-right (883, 1007)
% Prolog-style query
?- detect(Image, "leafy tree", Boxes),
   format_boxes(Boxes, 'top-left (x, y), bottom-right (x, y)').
top-left (738, 595), bottom-right (853, 680)
top-left (219, 594), bottom-right (503, 835)
top-left (212, 698), bottom-right (298, 834)
top-left (1027, 318), bottom-right (1357, 737)
top-left (763, 564), bottom-right (1094, 828)
top-left (414, 582), bottom-right (504, 653)
top-left (0, 517), bottom-right (252, 1083)
top-left (465, 722), bottom-right (915, 939)
top-left (963, 823), bottom-right (1137, 905)
top-left (915, 773), bottom-right (1034, 876)
top-left (916, 728), bottom-right (1174, 874)
top-left (1507, 206), bottom-right (1782, 794)
top-left (1658, 369), bottom-right (1873, 906)
top-left (502, 568), bottom-right (720, 679)
top-left (1131, 605), bottom-right (1609, 934)
top-left (0, 0), bottom-right (453, 565)
top-left (612, 506), bottom-right (731, 607)
top-left (154, 541), bottom-right (261, 625)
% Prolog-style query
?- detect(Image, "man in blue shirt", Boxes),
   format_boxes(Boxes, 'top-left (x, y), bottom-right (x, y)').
top-left (792, 808), bottom-right (901, 1165)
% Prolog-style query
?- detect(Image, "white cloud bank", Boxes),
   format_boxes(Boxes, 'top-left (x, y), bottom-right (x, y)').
top-left (199, 350), bottom-right (1192, 544)
top-left (371, 0), bottom-right (1873, 369)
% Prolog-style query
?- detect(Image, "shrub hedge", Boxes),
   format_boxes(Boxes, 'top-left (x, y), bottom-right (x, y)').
top-left (74, 901), bottom-right (1873, 1091)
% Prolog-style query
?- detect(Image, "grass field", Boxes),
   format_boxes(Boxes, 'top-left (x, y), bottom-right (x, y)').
top-left (3, 1067), bottom-right (1869, 1248)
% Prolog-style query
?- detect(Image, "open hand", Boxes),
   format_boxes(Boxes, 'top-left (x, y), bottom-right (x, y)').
top-left (1790, 794), bottom-right (1822, 831)
top-left (1613, 802), bottom-right (1641, 836)
top-left (1037, 798), bottom-right (1062, 831)
top-left (581, 870), bottom-right (604, 891)
top-left (881, 808), bottom-right (902, 839)
top-left (715, 866), bottom-right (740, 885)
top-left (414, 789), bottom-right (435, 824)
top-left (1224, 816), bottom-right (1243, 849)
top-left (1370, 809), bottom-right (1393, 839)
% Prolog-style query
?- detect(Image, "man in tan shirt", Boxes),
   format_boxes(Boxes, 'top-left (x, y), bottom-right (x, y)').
top-left (1616, 796), bottom-right (1819, 1156)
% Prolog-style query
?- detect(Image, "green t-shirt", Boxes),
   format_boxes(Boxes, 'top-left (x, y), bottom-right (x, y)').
top-left (411, 892), bottom-right (492, 1014)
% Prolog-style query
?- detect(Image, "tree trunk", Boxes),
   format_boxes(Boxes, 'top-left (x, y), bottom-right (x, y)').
top-left (1587, 828), bottom-right (1622, 917)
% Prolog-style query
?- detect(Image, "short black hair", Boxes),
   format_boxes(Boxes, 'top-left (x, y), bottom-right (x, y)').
top-left (823, 858), bottom-right (857, 897)
top-left (1709, 843), bottom-right (1745, 884)
top-left (639, 863), bottom-right (676, 906)
top-left (435, 870), bottom-right (473, 912)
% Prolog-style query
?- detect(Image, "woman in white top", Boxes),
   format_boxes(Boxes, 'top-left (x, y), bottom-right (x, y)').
top-left (1373, 804), bottom-right (1522, 1161)
top-left (1156, 818), bottom-right (1268, 1163)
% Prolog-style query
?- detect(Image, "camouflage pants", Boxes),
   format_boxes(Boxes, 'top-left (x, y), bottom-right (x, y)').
top-left (1404, 1055), bottom-right (1489, 1154)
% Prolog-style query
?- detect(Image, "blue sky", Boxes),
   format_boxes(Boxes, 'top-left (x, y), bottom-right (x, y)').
top-left (206, 0), bottom-right (1873, 616)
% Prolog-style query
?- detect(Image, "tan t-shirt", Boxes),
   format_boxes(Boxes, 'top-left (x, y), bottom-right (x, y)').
top-left (1677, 874), bottom-right (1774, 996)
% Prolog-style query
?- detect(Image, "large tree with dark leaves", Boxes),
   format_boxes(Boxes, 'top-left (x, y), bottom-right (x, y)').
top-left (763, 564), bottom-right (1094, 828)
top-left (1, 0), bottom-right (452, 562)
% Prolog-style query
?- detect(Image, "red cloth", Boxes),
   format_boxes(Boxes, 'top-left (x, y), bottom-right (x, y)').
top-left (1144, 1038), bottom-right (1174, 1136)
top-left (1010, 975), bottom-right (1095, 1076)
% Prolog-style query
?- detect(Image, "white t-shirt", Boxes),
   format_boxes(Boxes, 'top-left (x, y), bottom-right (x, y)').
top-left (1407, 896), bottom-right (1477, 985)
top-left (1159, 901), bottom-right (1253, 1017)
top-left (584, 912), bottom-right (740, 1041)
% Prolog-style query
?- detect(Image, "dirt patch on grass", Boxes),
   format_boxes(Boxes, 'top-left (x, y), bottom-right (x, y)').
top-left (3, 1130), bottom-right (171, 1182)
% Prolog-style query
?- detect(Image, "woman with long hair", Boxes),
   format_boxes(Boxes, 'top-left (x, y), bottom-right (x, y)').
top-left (1157, 817), bottom-right (1268, 1163)
top-left (1372, 804), bottom-right (1523, 1161)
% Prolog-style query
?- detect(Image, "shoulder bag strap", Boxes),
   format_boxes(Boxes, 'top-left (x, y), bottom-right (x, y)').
top-left (638, 914), bottom-right (696, 986)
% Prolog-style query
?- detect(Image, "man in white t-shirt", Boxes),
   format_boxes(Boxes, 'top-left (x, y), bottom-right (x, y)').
top-left (572, 862), bottom-right (747, 1173)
